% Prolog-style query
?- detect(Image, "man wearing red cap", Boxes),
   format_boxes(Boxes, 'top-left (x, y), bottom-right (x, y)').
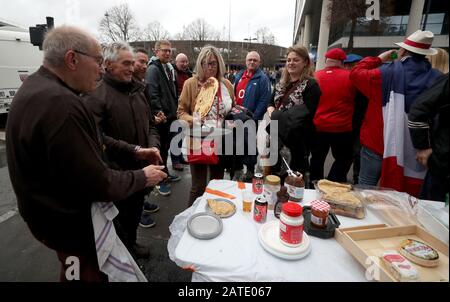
top-left (350, 30), bottom-right (442, 197)
top-left (310, 48), bottom-right (357, 183)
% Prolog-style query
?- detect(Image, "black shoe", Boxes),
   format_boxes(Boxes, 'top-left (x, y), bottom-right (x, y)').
top-left (143, 202), bottom-right (159, 213)
top-left (131, 243), bottom-right (150, 259)
top-left (139, 212), bottom-right (156, 227)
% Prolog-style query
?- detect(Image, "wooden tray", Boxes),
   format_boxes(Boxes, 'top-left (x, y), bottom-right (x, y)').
top-left (335, 224), bottom-right (449, 282)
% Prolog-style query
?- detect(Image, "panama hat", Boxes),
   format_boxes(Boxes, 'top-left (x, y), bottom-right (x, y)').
top-left (395, 30), bottom-right (438, 56)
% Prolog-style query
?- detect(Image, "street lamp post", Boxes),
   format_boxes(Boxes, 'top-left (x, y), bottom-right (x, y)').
top-left (244, 37), bottom-right (257, 50)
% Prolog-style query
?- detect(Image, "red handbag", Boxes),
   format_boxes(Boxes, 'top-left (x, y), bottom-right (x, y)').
top-left (187, 139), bottom-right (219, 165)
top-left (187, 84), bottom-right (222, 165)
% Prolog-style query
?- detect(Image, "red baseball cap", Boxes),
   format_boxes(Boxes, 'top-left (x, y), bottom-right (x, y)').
top-left (325, 48), bottom-right (347, 61)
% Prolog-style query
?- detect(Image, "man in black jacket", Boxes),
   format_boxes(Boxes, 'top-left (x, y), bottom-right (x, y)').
top-left (146, 40), bottom-right (180, 195)
top-left (86, 42), bottom-right (163, 258)
top-left (408, 73), bottom-right (449, 202)
top-left (6, 26), bottom-right (166, 281)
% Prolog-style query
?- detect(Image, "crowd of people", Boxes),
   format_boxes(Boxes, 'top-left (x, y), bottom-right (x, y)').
top-left (5, 24), bottom-right (448, 281)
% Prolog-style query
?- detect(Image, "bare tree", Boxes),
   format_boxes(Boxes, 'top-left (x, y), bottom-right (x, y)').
top-left (328, 0), bottom-right (395, 52)
top-left (99, 4), bottom-right (141, 42)
top-left (255, 27), bottom-right (276, 45)
top-left (174, 26), bottom-right (188, 40)
top-left (183, 18), bottom-right (220, 41)
top-left (143, 21), bottom-right (170, 41)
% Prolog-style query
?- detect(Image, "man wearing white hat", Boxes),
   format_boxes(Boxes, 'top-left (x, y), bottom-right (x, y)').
top-left (349, 30), bottom-right (442, 197)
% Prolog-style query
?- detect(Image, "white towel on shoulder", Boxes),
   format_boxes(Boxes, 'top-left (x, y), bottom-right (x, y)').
top-left (91, 202), bottom-right (147, 282)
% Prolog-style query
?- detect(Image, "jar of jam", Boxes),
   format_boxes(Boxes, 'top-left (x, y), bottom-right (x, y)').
top-left (253, 195), bottom-right (268, 223)
top-left (310, 200), bottom-right (330, 229)
top-left (279, 202), bottom-right (304, 247)
top-left (274, 186), bottom-right (289, 219)
top-left (264, 175), bottom-right (281, 210)
top-left (285, 172), bottom-right (305, 203)
top-left (252, 173), bottom-right (264, 195)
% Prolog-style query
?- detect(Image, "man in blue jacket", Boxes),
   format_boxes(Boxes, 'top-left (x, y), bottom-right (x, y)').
top-left (234, 51), bottom-right (272, 181)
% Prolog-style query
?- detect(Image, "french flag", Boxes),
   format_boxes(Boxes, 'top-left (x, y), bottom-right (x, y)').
top-left (380, 57), bottom-right (441, 197)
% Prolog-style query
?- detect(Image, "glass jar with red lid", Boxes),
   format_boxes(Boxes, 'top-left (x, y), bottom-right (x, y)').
top-left (310, 200), bottom-right (330, 229)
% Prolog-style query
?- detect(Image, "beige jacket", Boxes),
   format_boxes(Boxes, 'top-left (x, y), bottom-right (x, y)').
top-left (177, 76), bottom-right (235, 126)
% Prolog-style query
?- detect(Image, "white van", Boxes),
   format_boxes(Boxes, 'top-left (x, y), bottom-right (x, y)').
top-left (0, 22), bottom-right (43, 117)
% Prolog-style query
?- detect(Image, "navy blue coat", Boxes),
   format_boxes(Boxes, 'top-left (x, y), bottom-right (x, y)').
top-left (234, 68), bottom-right (272, 120)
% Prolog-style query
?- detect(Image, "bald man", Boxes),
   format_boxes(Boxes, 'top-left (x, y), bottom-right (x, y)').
top-left (233, 51), bottom-right (271, 181)
top-left (174, 53), bottom-right (193, 97)
top-left (234, 51), bottom-right (271, 120)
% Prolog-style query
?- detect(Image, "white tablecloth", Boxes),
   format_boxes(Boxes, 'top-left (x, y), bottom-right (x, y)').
top-left (167, 179), bottom-right (446, 282)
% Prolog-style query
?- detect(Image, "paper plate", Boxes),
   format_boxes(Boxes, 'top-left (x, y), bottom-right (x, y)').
top-left (205, 198), bottom-right (236, 218)
top-left (258, 220), bottom-right (311, 260)
top-left (187, 212), bottom-right (223, 240)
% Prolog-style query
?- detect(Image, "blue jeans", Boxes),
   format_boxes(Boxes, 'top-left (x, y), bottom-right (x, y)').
top-left (358, 146), bottom-right (382, 186)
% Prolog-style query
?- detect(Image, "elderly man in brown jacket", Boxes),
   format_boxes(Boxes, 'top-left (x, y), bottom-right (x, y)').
top-left (86, 42), bottom-right (162, 259)
top-left (6, 26), bottom-right (166, 281)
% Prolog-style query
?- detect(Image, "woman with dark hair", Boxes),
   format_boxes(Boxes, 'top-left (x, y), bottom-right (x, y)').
top-left (267, 45), bottom-right (321, 182)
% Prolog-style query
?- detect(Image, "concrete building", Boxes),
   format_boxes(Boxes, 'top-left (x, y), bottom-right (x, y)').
top-left (294, 0), bottom-right (449, 70)
top-left (131, 40), bottom-right (288, 71)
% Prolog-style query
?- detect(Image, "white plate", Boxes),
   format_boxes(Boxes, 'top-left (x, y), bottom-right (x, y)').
top-left (187, 213), bottom-right (223, 240)
top-left (258, 220), bottom-right (311, 260)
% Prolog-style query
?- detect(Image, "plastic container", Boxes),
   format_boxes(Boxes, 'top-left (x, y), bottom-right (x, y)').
top-left (313, 180), bottom-right (365, 219)
top-left (264, 175), bottom-right (281, 210)
top-left (274, 186), bottom-right (290, 219)
top-left (279, 202), bottom-right (304, 247)
top-left (302, 206), bottom-right (340, 239)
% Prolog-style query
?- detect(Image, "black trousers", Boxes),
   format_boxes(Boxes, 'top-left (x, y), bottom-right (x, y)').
top-left (113, 190), bottom-right (146, 248)
top-left (420, 170), bottom-right (449, 202)
top-left (310, 131), bottom-right (354, 183)
top-left (157, 122), bottom-right (171, 174)
top-left (188, 164), bottom-right (224, 207)
top-left (158, 121), bottom-right (184, 172)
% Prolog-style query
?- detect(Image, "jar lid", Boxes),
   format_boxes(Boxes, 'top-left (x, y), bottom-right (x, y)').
top-left (265, 175), bottom-right (280, 186)
top-left (282, 202), bottom-right (303, 217)
top-left (311, 200), bottom-right (330, 213)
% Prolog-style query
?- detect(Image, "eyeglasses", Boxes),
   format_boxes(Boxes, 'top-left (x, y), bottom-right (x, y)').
top-left (202, 61), bottom-right (218, 68)
top-left (73, 50), bottom-right (104, 67)
top-left (158, 48), bottom-right (172, 53)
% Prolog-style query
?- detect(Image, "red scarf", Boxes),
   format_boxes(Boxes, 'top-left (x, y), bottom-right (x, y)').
top-left (235, 70), bottom-right (254, 106)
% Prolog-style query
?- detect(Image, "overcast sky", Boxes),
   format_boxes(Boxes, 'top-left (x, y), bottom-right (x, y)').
top-left (1, 0), bottom-right (296, 47)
